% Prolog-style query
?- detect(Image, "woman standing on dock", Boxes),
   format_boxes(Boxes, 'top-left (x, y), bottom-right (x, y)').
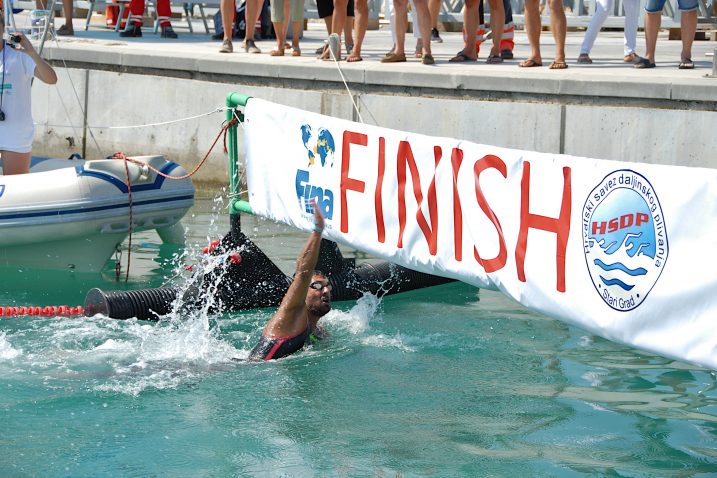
top-left (0, 16), bottom-right (57, 175)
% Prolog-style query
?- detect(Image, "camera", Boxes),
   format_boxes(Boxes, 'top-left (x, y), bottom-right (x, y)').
top-left (7, 33), bottom-right (21, 47)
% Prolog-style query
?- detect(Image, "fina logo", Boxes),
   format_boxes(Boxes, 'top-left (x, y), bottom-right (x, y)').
top-left (582, 170), bottom-right (668, 312)
top-left (296, 124), bottom-right (335, 219)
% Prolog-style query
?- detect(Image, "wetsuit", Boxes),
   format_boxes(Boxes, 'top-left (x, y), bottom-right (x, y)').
top-left (249, 327), bottom-right (311, 361)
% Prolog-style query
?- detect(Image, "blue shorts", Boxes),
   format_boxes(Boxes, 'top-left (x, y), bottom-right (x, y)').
top-left (645, 0), bottom-right (698, 13)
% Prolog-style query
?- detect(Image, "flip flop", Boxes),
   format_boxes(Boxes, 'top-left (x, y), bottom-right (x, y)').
top-left (549, 60), bottom-right (568, 70)
top-left (291, 46), bottom-right (301, 57)
top-left (634, 57), bottom-right (656, 69)
top-left (486, 53), bottom-right (503, 64)
top-left (270, 49), bottom-right (285, 56)
top-left (346, 54), bottom-right (363, 62)
top-left (519, 58), bottom-right (543, 68)
top-left (448, 52), bottom-right (477, 63)
top-left (577, 53), bottom-right (592, 64)
top-left (678, 58), bottom-right (694, 69)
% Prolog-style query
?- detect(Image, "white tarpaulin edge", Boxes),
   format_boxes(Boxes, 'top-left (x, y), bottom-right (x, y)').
top-left (243, 98), bottom-right (717, 369)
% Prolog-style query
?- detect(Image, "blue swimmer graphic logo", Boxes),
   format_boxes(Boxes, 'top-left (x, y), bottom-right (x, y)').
top-left (300, 124), bottom-right (336, 168)
top-left (0, 185), bottom-right (4, 198)
top-left (297, 124), bottom-right (335, 220)
top-left (582, 170), bottom-right (668, 312)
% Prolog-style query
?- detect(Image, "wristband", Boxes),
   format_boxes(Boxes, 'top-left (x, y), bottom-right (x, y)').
top-left (313, 225), bottom-right (324, 234)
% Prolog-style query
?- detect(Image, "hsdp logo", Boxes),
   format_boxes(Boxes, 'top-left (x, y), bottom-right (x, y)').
top-left (296, 124), bottom-right (335, 219)
top-left (582, 170), bottom-right (668, 312)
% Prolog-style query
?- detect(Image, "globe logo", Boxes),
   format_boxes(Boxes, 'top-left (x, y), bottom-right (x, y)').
top-left (300, 124), bottom-right (335, 168)
top-left (582, 170), bottom-right (668, 312)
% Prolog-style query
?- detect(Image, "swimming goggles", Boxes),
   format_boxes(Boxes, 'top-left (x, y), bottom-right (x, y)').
top-left (309, 281), bottom-right (332, 291)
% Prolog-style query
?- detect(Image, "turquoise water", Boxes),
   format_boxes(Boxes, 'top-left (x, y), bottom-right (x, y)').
top-left (1, 197), bottom-right (716, 477)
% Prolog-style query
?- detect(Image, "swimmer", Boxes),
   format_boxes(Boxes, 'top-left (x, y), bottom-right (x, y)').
top-left (248, 201), bottom-right (331, 360)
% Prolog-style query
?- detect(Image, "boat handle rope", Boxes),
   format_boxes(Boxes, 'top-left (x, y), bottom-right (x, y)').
top-left (110, 115), bottom-right (241, 282)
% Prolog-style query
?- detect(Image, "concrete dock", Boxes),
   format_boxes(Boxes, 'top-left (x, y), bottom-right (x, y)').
top-left (24, 14), bottom-right (717, 184)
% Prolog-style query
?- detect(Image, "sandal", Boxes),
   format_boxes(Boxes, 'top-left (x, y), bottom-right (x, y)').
top-left (623, 52), bottom-right (639, 63)
top-left (381, 51), bottom-right (406, 63)
top-left (346, 43), bottom-right (353, 56)
top-left (577, 53), bottom-right (592, 64)
top-left (346, 53), bottom-right (363, 62)
top-left (519, 58), bottom-right (543, 67)
top-left (634, 57), bottom-right (656, 69)
top-left (678, 58), bottom-right (694, 69)
top-left (486, 53), bottom-right (503, 64)
top-left (270, 49), bottom-right (285, 56)
top-left (415, 39), bottom-right (423, 58)
top-left (422, 53), bottom-right (435, 65)
top-left (291, 47), bottom-right (301, 56)
top-left (244, 39), bottom-right (261, 54)
top-left (549, 60), bottom-right (568, 69)
top-left (448, 51), bottom-right (477, 63)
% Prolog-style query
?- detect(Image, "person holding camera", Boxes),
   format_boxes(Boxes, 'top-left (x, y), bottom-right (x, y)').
top-left (0, 17), bottom-right (57, 175)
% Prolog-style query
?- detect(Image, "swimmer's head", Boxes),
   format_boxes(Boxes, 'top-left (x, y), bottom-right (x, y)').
top-left (306, 271), bottom-right (331, 317)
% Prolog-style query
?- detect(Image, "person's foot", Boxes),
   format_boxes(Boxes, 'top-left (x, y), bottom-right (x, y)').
top-left (219, 39), bottom-right (233, 53)
top-left (678, 57), bottom-right (694, 69)
top-left (549, 60), bottom-right (568, 69)
top-left (448, 51), bottom-right (477, 62)
top-left (500, 49), bottom-right (513, 60)
top-left (381, 51), bottom-right (406, 63)
top-left (519, 58), bottom-right (543, 67)
top-left (415, 39), bottom-right (423, 58)
top-left (422, 53), bottom-right (435, 65)
top-left (291, 44), bottom-right (301, 56)
top-left (623, 52), bottom-right (639, 63)
top-left (634, 57), bottom-right (656, 69)
top-left (577, 53), bottom-right (592, 64)
top-left (119, 23), bottom-right (142, 37)
top-left (270, 48), bottom-right (285, 56)
top-left (160, 25), bottom-right (178, 38)
top-left (56, 24), bottom-right (74, 36)
top-left (431, 28), bottom-right (442, 43)
top-left (316, 43), bottom-right (327, 55)
top-left (244, 39), bottom-right (261, 54)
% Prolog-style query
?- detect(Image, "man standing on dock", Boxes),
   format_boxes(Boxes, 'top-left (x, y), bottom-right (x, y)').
top-left (248, 202), bottom-right (331, 360)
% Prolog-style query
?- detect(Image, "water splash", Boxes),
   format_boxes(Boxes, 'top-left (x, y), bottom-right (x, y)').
top-left (0, 331), bottom-right (21, 359)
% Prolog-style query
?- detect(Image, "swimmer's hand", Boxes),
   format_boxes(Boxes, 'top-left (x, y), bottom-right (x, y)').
top-left (310, 199), bottom-right (324, 234)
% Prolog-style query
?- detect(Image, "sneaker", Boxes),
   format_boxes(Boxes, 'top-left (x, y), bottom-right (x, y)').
top-left (161, 25), bottom-right (178, 39)
top-left (219, 39), bottom-right (233, 53)
top-left (119, 23), bottom-right (142, 38)
top-left (431, 28), bottom-right (442, 43)
top-left (500, 49), bottom-right (513, 60)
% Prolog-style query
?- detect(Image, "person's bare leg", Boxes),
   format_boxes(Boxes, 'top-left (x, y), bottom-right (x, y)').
top-left (2, 151), bottom-right (31, 175)
top-left (393, 0), bottom-right (407, 55)
top-left (330, 0), bottom-right (348, 45)
top-left (244, 0), bottom-right (262, 51)
top-left (643, 11), bottom-right (660, 63)
top-left (220, 0), bottom-right (235, 50)
top-left (62, 0), bottom-right (74, 30)
top-left (680, 10), bottom-right (697, 62)
top-left (428, 0), bottom-right (440, 29)
top-left (349, 0), bottom-right (367, 61)
top-left (487, 0), bottom-right (504, 57)
top-left (520, 0), bottom-right (542, 66)
top-left (413, 0), bottom-right (432, 57)
top-left (344, 15), bottom-right (354, 47)
top-left (547, 0), bottom-right (566, 67)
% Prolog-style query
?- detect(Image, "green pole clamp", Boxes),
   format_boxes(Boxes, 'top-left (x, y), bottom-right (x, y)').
top-left (226, 92), bottom-right (254, 217)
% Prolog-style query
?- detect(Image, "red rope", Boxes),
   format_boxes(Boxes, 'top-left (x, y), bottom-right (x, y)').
top-left (109, 118), bottom-right (238, 281)
top-left (0, 306), bottom-right (85, 317)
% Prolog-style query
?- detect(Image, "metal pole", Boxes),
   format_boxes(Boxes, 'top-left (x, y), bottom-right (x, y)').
top-left (225, 92), bottom-right (253, 217)
top-left (37, 0), bottom-right (57, 56)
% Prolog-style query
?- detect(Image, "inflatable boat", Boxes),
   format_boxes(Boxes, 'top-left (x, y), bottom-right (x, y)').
top-left (0, 155), bottom-right (195, 271)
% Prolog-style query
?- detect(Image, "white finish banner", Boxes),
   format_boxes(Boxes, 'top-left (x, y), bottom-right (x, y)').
top-left (244, 98), bottom-right (717, 369)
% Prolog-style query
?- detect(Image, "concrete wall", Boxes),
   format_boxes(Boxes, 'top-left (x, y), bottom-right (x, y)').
top-left (31, 67), bottom-right (717, 187)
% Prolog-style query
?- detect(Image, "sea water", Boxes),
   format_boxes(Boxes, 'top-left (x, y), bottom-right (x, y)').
top-left (0, 197), bottom-right (715, 477)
